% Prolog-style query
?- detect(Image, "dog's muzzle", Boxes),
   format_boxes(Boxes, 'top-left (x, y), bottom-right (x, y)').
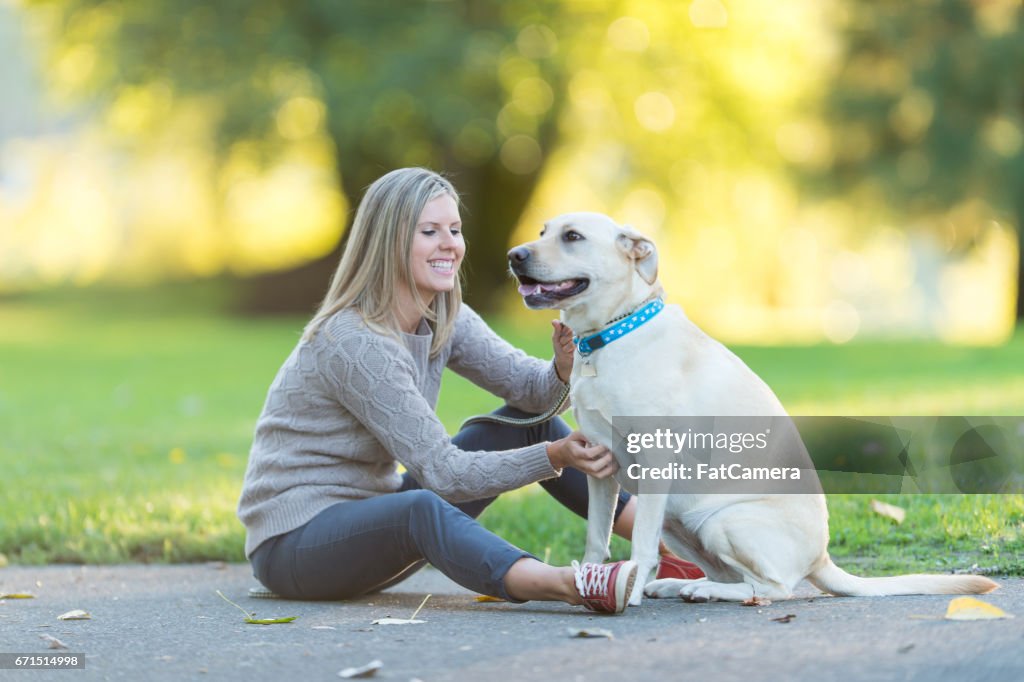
top-left (507, 247), bottom-right (589, 307)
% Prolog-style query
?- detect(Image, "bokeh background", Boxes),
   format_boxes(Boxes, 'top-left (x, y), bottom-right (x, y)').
top-left (1, 0), bottom-right (1022, 568)
top-left (3, 0), bottom-right (1021, 341)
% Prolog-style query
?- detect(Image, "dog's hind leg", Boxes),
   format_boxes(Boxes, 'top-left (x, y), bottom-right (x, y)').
top-left (678, 575), bottom-right (792, 602)
top-left (627, 492), bottom-right (668, 606)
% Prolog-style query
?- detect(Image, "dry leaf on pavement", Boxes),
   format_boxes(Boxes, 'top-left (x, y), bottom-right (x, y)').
top-left (372, 594), bottom-right (430, 625)
top-left (39, 634), bottom-right (69, 649)
top-left (944, 597), bottom-right (1013, 621)
top-left (57, 610), bottom-right (91, 620)
top-left (216, 589), bottom-right (296, 625)
top-left (743, 596), bottom-right (772, 606)
top-left (567, 627), bottom-right (614, 639)
top-left (338, 659), bottom-right (383, 678)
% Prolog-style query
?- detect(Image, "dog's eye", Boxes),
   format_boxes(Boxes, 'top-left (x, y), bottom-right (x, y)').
top-left (563, 230), bottom-right (583, 242)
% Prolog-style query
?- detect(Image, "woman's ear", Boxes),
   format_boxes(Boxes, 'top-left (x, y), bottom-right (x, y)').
top-left (615, 225), bottom-right (659, 284)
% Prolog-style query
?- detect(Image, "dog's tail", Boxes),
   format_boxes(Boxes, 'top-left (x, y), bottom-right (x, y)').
top-left (807, 556), bottom-right (998, 597)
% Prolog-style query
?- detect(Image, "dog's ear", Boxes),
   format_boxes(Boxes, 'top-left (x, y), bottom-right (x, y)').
top-left (616, 226), bottom-right (658, 284)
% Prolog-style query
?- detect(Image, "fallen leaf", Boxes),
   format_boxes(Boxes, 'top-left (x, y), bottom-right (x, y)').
top-left (245, 616), bottom-right (297, 625)
top-left (372, 594), bottom-right (431, 626)
top-left (39, 634), bottom-right (68, 650)
top-left (771, 614), bottom-right (797, 623)
top-left (474, 595), bottom-right (505, 603)
top-left (944, 597), bottom-right (1014, 621)
top-left (567, 627), bottom-right (614, 639)
top-left (0, 592), bottom-right (35, 599)
top-left (57, 610), bottom-right (90, 620)
top-left (338, 659), bottom-right (382, 679)
top-left (216, 590), bottom-right (296, 625)
top-left (743, 596), bottom-right (772, 607)
top-left (870, 499), bottom-right (906, 524)
top-left (371, 617), bottom-right (426, 625)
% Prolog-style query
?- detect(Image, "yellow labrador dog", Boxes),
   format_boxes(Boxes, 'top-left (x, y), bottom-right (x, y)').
top-left (508, 211), bottom-right (998, 606)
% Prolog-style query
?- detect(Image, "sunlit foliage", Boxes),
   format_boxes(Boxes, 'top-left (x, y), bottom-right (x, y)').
top-left (2, 0), bottom-right (1019, 340)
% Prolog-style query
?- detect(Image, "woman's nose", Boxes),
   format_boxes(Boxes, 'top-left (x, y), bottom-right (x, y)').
top-left (439, 230), bottom-right (458, 249)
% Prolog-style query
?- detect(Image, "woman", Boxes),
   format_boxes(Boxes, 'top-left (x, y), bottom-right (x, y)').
top-left (237, 167), bottom-right (698, 615)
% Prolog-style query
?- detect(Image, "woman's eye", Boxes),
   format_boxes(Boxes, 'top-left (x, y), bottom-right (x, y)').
top-left (563, 230), bottom-right (583, 242)
top-left (421, 229), bottom-right (436, 236)
top-left (450, 228), bottom-right (461, 236)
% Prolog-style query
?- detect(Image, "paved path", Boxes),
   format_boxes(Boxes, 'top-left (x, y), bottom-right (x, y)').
top-left (0, 564), bottom-right (1022, 681)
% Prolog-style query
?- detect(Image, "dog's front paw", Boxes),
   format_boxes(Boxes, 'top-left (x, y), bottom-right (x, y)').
top-left (627, 580), bottom-right (645, 607)
top-left (644, 578), bottom-right (688, 599)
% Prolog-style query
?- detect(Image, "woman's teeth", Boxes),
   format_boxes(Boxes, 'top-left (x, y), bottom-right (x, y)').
top-left (429, 260), bottom-right (454, 273)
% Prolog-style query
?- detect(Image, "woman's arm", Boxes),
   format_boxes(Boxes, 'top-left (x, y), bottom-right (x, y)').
top-left (321, 330), bottom-right (562, 502)
top-left (447, 305), bottom-right (569, 414)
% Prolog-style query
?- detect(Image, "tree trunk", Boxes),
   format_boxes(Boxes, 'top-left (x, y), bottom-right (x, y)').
top-left (1016, 227), bottom-right (1023, 323)
top-left (1014, 193), bottom-right (1024, 323)
top-left (451, 159), bottom-right (547, 312)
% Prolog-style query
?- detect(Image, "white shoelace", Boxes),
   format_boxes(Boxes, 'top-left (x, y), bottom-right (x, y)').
top-left (571, 560), bottom-right (612, 598)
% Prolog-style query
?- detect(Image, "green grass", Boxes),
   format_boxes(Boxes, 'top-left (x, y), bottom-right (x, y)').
top-left (1, 285), bottom-right (1022, 575)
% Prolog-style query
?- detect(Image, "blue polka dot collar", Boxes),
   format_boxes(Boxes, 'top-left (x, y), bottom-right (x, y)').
top-left (573, 298), bottom-right (665, 357)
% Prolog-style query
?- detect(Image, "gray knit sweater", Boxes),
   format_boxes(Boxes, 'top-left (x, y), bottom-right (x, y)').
top-left (237, 304), bottom-right (565, 557)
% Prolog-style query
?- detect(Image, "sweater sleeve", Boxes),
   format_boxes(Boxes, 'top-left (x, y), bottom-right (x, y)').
top-left (447, 305), bottom-right (568, 415)
top-left (320, 330), bottom-right (560, 502)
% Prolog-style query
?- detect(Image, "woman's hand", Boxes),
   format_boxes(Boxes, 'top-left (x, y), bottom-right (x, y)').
top-left (551, 319), bottom-right (574, 383)
top-left (546, 431), bottom-right (619, 478)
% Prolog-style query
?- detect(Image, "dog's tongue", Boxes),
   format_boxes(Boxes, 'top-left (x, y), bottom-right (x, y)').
top-left (519, 280), bottom-right (574, 296)
top-left (518, 283), bottom-right (542, 296)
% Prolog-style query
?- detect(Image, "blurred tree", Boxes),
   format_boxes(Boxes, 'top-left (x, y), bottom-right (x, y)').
top-left (809, 0), bottom-right (1024, 320)
top-left (23, 0), bottom-right (570, 312)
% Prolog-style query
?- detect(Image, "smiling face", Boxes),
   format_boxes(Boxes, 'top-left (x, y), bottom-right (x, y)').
top-left (408, 193), bottom-right (465, 304)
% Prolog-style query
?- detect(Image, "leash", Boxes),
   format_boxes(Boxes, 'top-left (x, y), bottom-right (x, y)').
top-left (460, 381), bottom-right (571, 429)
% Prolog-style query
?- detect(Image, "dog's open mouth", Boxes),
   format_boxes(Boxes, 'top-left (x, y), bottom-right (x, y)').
top-left (515, 275), bottom-right (589, 306)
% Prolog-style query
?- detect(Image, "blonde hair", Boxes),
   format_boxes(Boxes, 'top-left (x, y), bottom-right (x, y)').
top-left (303, 168), bottom-right (462, 356)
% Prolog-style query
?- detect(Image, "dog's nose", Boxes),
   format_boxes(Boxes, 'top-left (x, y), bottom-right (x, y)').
top-left (508, 246), bottom-right (531, 264)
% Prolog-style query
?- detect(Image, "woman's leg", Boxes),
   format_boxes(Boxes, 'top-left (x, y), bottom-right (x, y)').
top-left (251, 489), bottom-right (550, 602)
top-left (503, 558), bottom-right (580, 603)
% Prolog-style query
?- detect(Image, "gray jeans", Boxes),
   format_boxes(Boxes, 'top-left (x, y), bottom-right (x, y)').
top-left (249, 406), bottom-right (631, 601)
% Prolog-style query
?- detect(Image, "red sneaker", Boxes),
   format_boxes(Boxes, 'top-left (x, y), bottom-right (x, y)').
top-left (572, 560), bottom-right (638, 614)
top-left (656, 554), bottom-right (705, 580)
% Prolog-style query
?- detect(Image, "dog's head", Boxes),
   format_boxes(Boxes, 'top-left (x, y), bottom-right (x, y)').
top-left (507, 212), bottom-right (659, 321)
